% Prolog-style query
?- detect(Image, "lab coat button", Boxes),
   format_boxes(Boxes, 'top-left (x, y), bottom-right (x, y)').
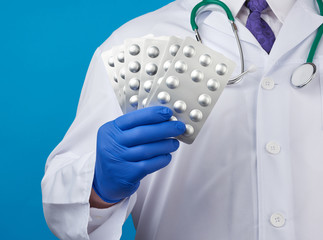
top-left (261, 78), bottom-right (275, 90)
top-left (266, 141), bottom-right (281, 154)
top-left (270, 213), bottom-right (286, 228)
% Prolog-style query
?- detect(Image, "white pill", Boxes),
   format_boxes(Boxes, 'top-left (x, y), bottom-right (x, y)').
top-left (163, 60), bottom-right (172, 72)
top-left (129, 78), bottom-right (140, 90)
top-left (129, 44), bottom-right (140, 56)
top-left (108, 56), bottom-right (114, 67)
top-left (147, 46), bottom-right (159, 58)
top-left (142, 98), bottom-right (148, 107)
top-left (190, 109), bottom-right (203, 122)
top-left (215, 63), bottom-right (227, 75)
top-left (157, 91), bottom-right (171, 104)
top-left (199, 54), bottom-right (211, 67)
top-left (145, 63), bottom-right (158, 76)
top-left (173, 100), bottom-right (187, 113)
top-left (175, 60), bottom-right (187, 74)
top-left (129, 61), bottom-right (141, 73)
top-left (166, 76), bottom-right (179, 89)
top-left (117, 51), bottom-right (125, 63)
top-left (198, 94), bottom-right (211, 107)
top-left (183, 124), bottom-right (194, 136)
top-left (191, 70), bottom-right (204, 82)
top-left (183, 45), bottom-right (195, 58)
top-left (207, 78), bottom-right (220, 91)
top-left (120, 68), bottom-right (126, 80)
top-left (169, 44), bottom-right (180, 56)
top-left (113, 73), bottom-right (118, 83)
top-left (144, 80), bottom-right (153, 93)
top-left (170, 116), bottom-right (178, 121)
top-left (129, 95), bottom-right (138, 108)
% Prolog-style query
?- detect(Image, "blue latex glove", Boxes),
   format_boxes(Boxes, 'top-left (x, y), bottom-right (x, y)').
top-left (93, 106), bottom-right (186, 203)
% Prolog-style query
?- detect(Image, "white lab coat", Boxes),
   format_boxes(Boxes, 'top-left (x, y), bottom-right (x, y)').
top-left (41, 0), bottom-right (323, 239)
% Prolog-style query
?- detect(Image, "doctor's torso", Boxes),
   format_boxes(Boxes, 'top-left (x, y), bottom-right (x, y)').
top-left (102, 0), bottom-right (323, 239)
top-left (41, 0), bottom-right (323, 239)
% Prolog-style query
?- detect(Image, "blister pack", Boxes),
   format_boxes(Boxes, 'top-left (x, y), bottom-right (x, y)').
top-left (101, 48), bottom-right (121, 105)
top-left (146, 36), bottom-right (183, 107)
top-left (113, 46), bottom-right (126, 112)
top-left (123, 38), bottom-right (146, 113)
top-left (147, 37), bottom-right (235, 144)
top-left (101, 35), bottom-right (236, 144)
top-left (137, 37), bottom-right (169, 108)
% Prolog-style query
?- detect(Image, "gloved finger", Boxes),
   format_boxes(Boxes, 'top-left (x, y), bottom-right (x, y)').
top-left (120, 121), bottom-right (186, 147)
top-left (114, 106), bottom-right (173, 131)
top-left (138, 154), bottom-right (172, 176)
top-left (128, 154), bottom-right (172, 182)
top-left (122, 139), bottom-right (180, 161)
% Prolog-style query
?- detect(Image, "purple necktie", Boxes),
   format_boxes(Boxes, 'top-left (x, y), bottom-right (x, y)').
top-left (245, 0), bottom-right (275, 53)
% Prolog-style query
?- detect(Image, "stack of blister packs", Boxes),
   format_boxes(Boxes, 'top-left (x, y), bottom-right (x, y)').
top-left (101, 36), bottom-right (236, 144)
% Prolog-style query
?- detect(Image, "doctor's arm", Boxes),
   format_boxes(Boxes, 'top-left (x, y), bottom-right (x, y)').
top-left (41, 45), bottom-right (184, 239)
top-left (42, 47), bottom-right (122, 240)
top-left (90, 188), bottom-right (116, 209)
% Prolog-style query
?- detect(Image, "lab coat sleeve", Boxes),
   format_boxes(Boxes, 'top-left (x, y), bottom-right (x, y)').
top-left (41, 46), bottom-right (136, 240)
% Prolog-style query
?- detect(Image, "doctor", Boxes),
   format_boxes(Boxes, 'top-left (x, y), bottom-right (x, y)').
top-left (41, 0), bottom-right (323, 239)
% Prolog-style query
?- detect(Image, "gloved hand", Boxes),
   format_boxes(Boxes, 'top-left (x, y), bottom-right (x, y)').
top-left (93, 106), bottom-right (186, 203)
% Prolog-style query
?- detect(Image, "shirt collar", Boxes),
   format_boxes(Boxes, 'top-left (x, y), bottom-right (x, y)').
top-left (267, 0), bottom-right (296, 23)
top-left (177, 0), bottom-right (296, 23)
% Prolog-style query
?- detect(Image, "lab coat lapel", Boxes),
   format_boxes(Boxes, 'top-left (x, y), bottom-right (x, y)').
top-left (268, 1), bottom-right (323, 66)
top-left (202, 8), bottom-right (260, 47)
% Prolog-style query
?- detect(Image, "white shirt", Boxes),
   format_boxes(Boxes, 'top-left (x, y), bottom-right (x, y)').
top-left (41, 0), bottom-right (323, 239)
top-left (235, 0), bottom-right (296, 36)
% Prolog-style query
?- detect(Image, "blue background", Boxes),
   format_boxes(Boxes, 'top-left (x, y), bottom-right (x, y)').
top-left (0, 0), bottom-right (172, 239)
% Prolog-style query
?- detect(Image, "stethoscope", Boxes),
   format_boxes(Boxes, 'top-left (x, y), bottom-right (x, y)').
top-left (190, 0), bottom-right (323, 88)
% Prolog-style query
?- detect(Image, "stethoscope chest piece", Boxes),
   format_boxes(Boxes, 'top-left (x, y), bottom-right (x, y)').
top-left (291, 62), bottom-right (317, 88)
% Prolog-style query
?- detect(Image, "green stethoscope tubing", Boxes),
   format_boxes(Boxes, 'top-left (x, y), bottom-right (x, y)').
top-left (308, 0), bottom-right (323, 63)
top-left (190, 0), bottom-right (323, 86)
top-left (190, 0), bottom-right (235, 30)
top-left (191, 0), bottom-right (245, 84)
